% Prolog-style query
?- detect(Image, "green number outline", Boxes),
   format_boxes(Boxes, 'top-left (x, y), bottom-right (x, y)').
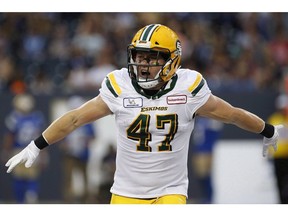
top-left (126, 113), bottom-right (178, 152)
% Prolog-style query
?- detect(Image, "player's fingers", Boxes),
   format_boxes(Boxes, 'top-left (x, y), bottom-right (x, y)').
top-left (5, 159), bottom-right (12, 167)
top-left (6, 154), bottom-right (24, 173)
top-left (5, 154), bottom-right (18, 167)
top-left (276, 124), bottom-right (284, 129)
top-left (25, 159), bottom-right (33, 168)
top-left (6, 160), bottom-right (19, 173)
top-left (7, 165), bottom-right (14, 173)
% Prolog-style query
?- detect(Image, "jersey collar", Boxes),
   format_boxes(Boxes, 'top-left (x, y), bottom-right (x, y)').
top-left (131, 75), bottom-right (178, 99)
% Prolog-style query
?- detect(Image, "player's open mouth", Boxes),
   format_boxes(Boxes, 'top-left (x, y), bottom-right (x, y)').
top-left (140, 71), bottom-right (151, 77)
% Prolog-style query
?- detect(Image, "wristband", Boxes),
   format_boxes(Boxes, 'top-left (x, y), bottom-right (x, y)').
top-left (34, 134), bottom-right (49, 150)
top-left (260, 123), bottom-right (274, 138)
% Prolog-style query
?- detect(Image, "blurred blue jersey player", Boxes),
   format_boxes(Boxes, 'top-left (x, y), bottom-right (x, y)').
top-left (191, 116), bottom-right (223, 203)
top-left (61, 96), bottom-right (96, 203)
top-left (3, 93), bottom-right (46, 203)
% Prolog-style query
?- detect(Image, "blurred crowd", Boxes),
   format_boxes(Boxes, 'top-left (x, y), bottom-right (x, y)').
top-left (1, 12), bottom-right (288, 95)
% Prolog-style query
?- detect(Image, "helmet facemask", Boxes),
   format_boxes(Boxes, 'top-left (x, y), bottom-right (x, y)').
top-left (127, 47), bottom-right (172, 90)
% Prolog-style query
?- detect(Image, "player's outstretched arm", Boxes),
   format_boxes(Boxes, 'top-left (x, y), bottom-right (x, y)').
top-left (5, 95), bottom-right (112, 173)
top-left (42, 95), bottom-right (111, 144)
top-left (197, 94), bottom-right (284, 157)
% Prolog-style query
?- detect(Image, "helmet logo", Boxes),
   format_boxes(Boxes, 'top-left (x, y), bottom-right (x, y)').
top-left (176, 40), bottom-right (182, 56)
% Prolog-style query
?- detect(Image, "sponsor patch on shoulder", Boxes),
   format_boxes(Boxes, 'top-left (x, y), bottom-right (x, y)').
top-left (123, 97), bottom-right (143, 108)
top-left (167, 95), bottom-right (187, 105)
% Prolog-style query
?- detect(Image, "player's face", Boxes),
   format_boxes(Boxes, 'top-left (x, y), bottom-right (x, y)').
top-left (135, 51), bottom-right (165, 80)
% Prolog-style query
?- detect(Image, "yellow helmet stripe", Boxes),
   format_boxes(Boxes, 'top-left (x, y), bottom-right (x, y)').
top-left (188, 73), bottom-right (204, 96)
top-left (140, 24), bottom-right (160, 41)
top-left (106, 73), bottom-right (122, 97)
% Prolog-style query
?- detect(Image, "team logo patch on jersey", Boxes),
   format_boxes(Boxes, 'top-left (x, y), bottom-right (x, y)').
top-left (167, 95), bottom-right (187, 105)
top-left (123, 97), bottom-right (143, 108)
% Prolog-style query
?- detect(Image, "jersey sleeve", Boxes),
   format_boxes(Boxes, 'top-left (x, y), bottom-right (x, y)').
top-left (99, 70), bottom-right (123, 114)
top-left (186, 71), bottom-right (212, 116)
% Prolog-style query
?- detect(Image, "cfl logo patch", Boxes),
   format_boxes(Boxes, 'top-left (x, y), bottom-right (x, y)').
top-left (123, 97), bottom-right (143, 108)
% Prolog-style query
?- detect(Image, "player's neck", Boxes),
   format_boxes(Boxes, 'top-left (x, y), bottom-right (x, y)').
top-left (143, 89), bottom-right (159, 96)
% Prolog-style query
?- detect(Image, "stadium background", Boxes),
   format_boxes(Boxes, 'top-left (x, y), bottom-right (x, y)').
top-left (0, 12), bottom-right (286, 203)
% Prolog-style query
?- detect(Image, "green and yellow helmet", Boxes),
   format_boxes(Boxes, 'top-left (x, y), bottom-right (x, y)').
top-left (127, 24), bottom-right (182, 89)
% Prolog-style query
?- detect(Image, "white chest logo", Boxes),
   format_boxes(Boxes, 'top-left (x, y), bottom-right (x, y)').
top-left (167, 95), bottom-right (187, 105)
top-left (123, 97), bottom-right (143, 108)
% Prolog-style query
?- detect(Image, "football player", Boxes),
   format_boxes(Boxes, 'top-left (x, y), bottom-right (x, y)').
top-left (5, 24), bottom-right (284, 204)
top-left (3, 93), bottom-right (47, 203)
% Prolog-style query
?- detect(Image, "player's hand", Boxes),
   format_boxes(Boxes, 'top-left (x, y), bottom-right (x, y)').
top-left (5, 141), bottom-right (40, 173)
top-left (262, 124), bottom-right (284, 157)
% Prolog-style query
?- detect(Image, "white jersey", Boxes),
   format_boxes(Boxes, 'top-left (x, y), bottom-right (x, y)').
top-left (99, 68), bottom-right (211, 198)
